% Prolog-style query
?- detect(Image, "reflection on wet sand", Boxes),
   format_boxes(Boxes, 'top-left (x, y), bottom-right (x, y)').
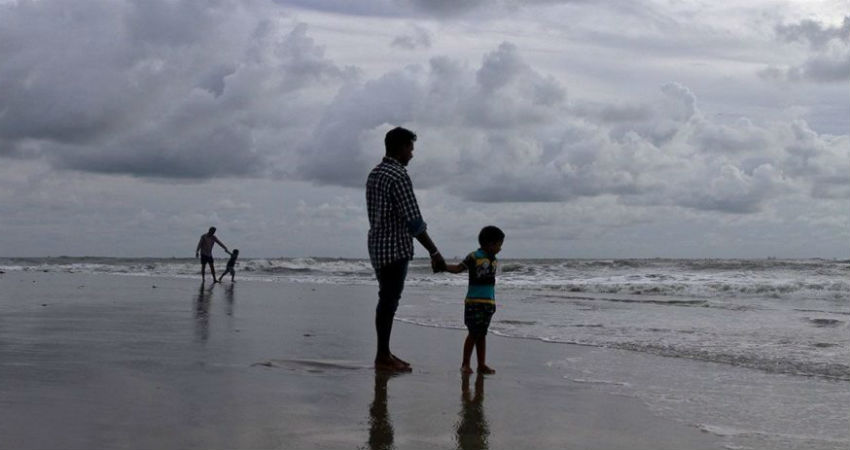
top-left (194, 282), bottom-right (211, 341)
top-left (456, 373), bottom-right (489, 450)
top-left (223, 283), bottom-right (235, 317)
top-left (368, 371), bottom-right (398, 450)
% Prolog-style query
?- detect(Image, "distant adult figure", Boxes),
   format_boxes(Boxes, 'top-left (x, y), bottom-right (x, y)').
top-left (366, 127), bottom-right (446, 372)
top-left (195, 227), bottom-right (229, 283)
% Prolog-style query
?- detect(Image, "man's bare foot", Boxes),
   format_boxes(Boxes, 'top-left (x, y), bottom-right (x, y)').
top-left (390, 353), bottom-right (410, 368)
top-left (477, 365), bottom-right (495, 374)
top-left (460, 365), bottom-right (473, 374)
top-left (375, 357), bottom-right (412, 372)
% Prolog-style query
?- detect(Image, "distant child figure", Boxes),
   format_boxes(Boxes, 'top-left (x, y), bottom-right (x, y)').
top-left (217, 249), bottom-right (239, 283)
top-left (445, 226), bottom-right (505, 374)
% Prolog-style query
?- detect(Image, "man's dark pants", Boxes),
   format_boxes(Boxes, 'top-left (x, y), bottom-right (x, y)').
top-left (375, 259), bottom-right (409, 357)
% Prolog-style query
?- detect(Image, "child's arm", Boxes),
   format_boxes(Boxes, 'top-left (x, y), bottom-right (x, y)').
top-left (446, 253), bottom-right (474, 274)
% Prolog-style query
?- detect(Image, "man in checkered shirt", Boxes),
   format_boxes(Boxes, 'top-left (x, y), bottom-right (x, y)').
top-left (367, 126), bottom-right (446, 372)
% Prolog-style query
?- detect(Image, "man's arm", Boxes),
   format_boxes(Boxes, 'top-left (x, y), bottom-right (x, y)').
top-left (195, 237), bottom-right (203, 257)
top-left (392, 175), bottom-right (445, 272)
top-left (214, 237), bottom-right (229, 254)
top-left (391, 177), bottom-right (426, 235)
top-left (414, 231), bottom-right (446, 273)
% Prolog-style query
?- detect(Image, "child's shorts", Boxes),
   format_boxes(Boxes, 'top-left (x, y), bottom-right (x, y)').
top-left (464, 302), bottom-right (496, 336)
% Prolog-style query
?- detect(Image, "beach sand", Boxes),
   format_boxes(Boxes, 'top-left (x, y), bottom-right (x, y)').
top-left (0, 272), bottom-right (723, 449)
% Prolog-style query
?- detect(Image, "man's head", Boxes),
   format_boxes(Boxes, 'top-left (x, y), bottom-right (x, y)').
top-left (384, 127), bottom-right (417, 166)
top-left (478, 225), bottom-right (505, 255)
top-left (208, 226), bottom-right (217, 235)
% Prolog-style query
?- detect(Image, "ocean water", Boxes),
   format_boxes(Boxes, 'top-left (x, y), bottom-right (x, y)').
top-left (2, 256), bottom-right (848, 448)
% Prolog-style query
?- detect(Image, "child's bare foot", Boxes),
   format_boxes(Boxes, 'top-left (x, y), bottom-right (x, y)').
top-left (460, 365), bottom-right (473, 374)
top-left (477, 365), bottom-right (495, 374)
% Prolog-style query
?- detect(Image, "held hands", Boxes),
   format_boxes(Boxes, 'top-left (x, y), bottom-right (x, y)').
top-left (430, 252), bottom-right (447, 273)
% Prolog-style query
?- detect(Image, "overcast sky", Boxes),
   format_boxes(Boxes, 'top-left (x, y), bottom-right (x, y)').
top-left (0, 0), bottom-right (847, 258)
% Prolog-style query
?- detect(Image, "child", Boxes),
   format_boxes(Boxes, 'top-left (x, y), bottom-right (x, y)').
top-left (445, 226), bottom-right (505, 374)
top-left (217, 249), bottom-right (239, 283)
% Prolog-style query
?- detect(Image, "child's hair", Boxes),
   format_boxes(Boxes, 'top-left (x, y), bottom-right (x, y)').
top-left (232, 249), bottom-right (239, 255)
top-left (478, 226), bottom-right (505, 246)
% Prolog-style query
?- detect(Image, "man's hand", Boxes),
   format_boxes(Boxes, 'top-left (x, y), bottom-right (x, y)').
top-left (414, 231), bottom-right (445, 272)
top-left (430, 253), bottom-right (447, 273)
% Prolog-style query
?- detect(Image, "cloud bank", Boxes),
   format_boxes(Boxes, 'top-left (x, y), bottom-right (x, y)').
top-left (0, 0), bottom-right (846, 221)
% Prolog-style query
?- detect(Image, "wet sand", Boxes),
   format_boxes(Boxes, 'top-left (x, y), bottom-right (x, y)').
top-left (0, 272), bottom-right (722, 449)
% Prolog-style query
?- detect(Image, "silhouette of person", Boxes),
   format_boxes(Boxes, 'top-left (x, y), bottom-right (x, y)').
top-left (194, 282), bottom-right (211, 342)
top-left (217, 249), bottom-right (239, 283)
top-left (223, 283), bottom-right (235, 317)
top-left (455, 373), bottom-right (489, 450)
top-left (195, 226), bottom-right (230, 283)
top-left (368, 371), bottom-right (396, 450)
top-left (366, 127), bottom-right (447, 372)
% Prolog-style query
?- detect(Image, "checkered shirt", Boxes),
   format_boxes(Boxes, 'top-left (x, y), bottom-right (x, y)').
top-left (366, 157), bottom-right (427, 269)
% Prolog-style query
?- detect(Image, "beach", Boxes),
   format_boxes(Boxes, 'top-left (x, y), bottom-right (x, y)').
top-left (1, 1), bottom-right (848, 449)
top-left (0, 271), bottom-right (732, 450)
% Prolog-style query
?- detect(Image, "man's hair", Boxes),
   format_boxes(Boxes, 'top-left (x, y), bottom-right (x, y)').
top-left (208, 226), bottom-right (217, 234)
top-left (384, 127), bottom-right (417, 154)
top-left (478, 225), bottom-right (505, 246)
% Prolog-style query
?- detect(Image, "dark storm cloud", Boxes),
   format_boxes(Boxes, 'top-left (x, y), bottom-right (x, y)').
top-left (760, 16), bottom-right (850, 83)
top-left (776, 16), bottom-right (850, 50)
top-left (0, 2), bottom-right (135, 146)
top-left (271, 0), bottom-right (404, 17)
top-left (574, 103), bottom-right (654, 123)
top-left (689, 118), bottom-right (771, 155)
top-left (296, 69), bottom-right (423, 187)
top-left (391, 25), bottom-right (432, 49)
top-left (787, 55), bottom-right (850, 83)
top-left (672, 163), bottom-right (786, 214)
top-left (269, 0), bottom-right (485, 17)
top-left (0, 0), bottom-right (355, 179)
top-left (272, 0), bottom-right (594, 18)
top-left (52, 116), bottom-right (263, 179)
top-left (407, 0), bottom-right (486, 16)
